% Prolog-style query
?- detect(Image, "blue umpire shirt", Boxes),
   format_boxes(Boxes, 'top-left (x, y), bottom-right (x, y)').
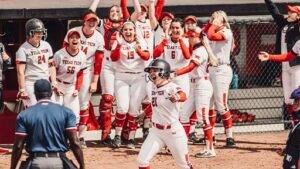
top-left (15, 99), bottom-right (77, 153)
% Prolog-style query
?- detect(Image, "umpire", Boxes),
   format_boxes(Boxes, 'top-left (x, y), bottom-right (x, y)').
top-left (10, 79), bottom-right (85, 169)
top-left (283, 87), bottom-right (300, 169)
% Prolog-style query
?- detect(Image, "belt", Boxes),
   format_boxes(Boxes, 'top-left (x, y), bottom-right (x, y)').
top-left (30, 152), bottom-right (65, 158)
top-left (190, 76), bottom-right (208, 83)
top-left (122, 71), bottom-right (142, 74)
top-left (153, 123), bottom-right (171, 130)
top-left (57, 78), bottom-right (72, 85)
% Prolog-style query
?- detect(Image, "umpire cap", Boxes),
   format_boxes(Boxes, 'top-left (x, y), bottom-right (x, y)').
top-left (290, 87), bottom-right (300, 100)
top-left (34, 79), bottom-right (52, 99)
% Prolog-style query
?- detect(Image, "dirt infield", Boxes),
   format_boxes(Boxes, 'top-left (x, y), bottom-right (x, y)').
top-left (0, 131), bottom-right (288, 169)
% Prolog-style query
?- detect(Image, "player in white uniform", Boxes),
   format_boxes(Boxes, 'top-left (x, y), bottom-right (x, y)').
top-left (258, 40), bottom-right (300, 126)
top-left (138, 59), bottom-right (192, 169)
top-left (110, 21), bottom-right (150, 149)
top-left (205, 11), bottom-right (235, 147)
top-left (174, 27), bottom-right (215, 158)
top-left (16, 18), bottom-right (55, 108)
top-left (64, 12), bottom-right (105, 143)
top-left (153, 18), bottom-right (191, 100)
top-left (97, 0), bottom-right (131, 144)
top-left (54, 30), bottom-right (87, 124)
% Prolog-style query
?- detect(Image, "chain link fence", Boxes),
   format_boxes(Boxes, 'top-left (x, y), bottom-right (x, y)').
top-left (198, 16), bottom-right (290, 132)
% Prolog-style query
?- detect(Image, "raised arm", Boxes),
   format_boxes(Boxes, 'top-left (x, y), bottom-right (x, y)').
top-left (131, 0), bottom-right (142, 22)
top-left (148, 0), bottom-right (159, 30)
top-left (175, 61), bottom-right (198, 76)
top-left (264, 0), bottom-right (286, 26)
top-left (121, 0), bottom-right (130, 21)
top-left (155, 0), bottom-right (165, 20)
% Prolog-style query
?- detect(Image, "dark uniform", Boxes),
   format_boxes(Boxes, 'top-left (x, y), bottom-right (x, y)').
top-left (284, 122), bottom-right (300, 169)
top-left (283, 87), bottom-right (300, 169)
top-left (11, 79), bottom-right (84, 169)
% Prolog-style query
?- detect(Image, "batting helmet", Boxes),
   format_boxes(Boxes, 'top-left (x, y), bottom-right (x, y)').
top-left (25, 18), bottom-right (47, 40)
top-left (291, 87), bottom-right (300, 100)
top-left (34, 79), bottom-right (52, 100)
top-left (144, 59), bottom-right (171, 79)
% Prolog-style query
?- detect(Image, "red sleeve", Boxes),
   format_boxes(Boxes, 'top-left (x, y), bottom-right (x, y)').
top-left (75, 70), bottom-right (84, 91)
top-left (110, 44), bottom-right (122, 62)
top-left (177, 91), bottom-right (187, 102)
top-left (179, 39), bottom-right (191, 59)
top-left (136, 49), bottom-right (150, 60)
top-left (175, 61), bottom-right (197, 76)
top-left (94, 51), bottom-right (104, 75)
top-left (153, 39), bottom-right (168, 58)
top-left (189, 45), bottom-right (193, 55)
top-left (202, 23), bottom-right (210, 33)
top-left (155, 0), bottom-right (165, 20)
top-left (121, 0), bottom-right (130, 21)
top-left (207, 24), bottom-right (226, 41)
top-left (269, 51), bottom-right (296, 62)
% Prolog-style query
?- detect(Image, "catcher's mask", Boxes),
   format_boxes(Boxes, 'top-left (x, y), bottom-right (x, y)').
top-left (25, 18), bottom-right (47, 40)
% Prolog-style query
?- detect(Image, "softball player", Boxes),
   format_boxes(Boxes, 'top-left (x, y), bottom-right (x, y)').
top-left (175, 27), bottom-right (215, 158)
top-left (205, 11), bottom-right (235, 147)
top-left (97, 1), bottom-right (130, 144)
top-left (110, 21), bottom-right (150, 149)
top-left (16, 18), bottom-right (56, 108)
top-left (63, 12), bottom-right (104, 143)
top-left (54, 30), bottom-right (87, 124)
top-left (153, 18), bottom-right (191, 98)
top-left (138, 59), bottom-right (192, 169)
top-left (258, 39), bottom-right (300, 126)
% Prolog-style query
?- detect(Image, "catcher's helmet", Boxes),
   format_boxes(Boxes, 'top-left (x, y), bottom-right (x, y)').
top-left (34, 79), bottom-right (52, 100)
top-left (144, 59), bottom-right (171, 79)
top-left (25, 18), bottom-right (47, 39)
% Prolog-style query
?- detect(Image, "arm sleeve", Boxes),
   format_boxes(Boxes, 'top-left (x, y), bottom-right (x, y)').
top-left (75, 70), bottom-right (84, 91)
top-left (179, 39), bottom-right (191, 59)
top-left (110, 44), bottom-right (122, 62)
top-left (65, 109), bottom-right (77, 130)
top-left (94, 51), bottom-right (104, 75)
top-left (121, 0), bottom-right (130, 21)
top-left (269, 51), bottom-right (296, 62)
top-left (136, 48), bottom-right (150, 60)
top-left (207, 24), bottom-right (226, 41)
top-left (153, 39), bottom-right (168, 58)
top-left (264, 0), bottom-right (286, 26)
top-left (15, 114), bottom-right (27, 136)
top-left (175, 61), bottom-right (198, 76)
top-left (155, 0), bottom-right (165, 20)
top-left (15, 48), bottom-right (27, 63)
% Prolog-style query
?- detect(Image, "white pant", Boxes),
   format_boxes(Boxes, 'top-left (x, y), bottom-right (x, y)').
top-left (282, 63), bottom-right (293, 104)
top-left (55, 82), bottom-right (80, 123)
top-left (115, 72), bottom-right (147, 116)
top-left (180, 78), bottom-right (213, 124)
top-left (290, 65), bottom-right (300, 98)
top-left (138, 121), bottom-right (191, 169)
top-left (79, 68), bottom-right (93, 110)
top-left (24, 80), bottom-right (55, 108)
top-left (209, 65), bottom-right (233, 113)
top-left (24, 81), bottom-right (37, 107)
top-left (100, 51), bottom-right (115, 95)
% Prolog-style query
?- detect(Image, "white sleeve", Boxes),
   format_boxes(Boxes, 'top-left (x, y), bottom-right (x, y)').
top-left (292, 40), bottom-right (300, 55)
top-left (47, 43), bottom-right (54, 60)
top-left (191, 48), bottom-right (207, 65)
top-left (15, 47), bottom-right (26, 62)
top-left (219, 28), bottom-right (232, 41)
